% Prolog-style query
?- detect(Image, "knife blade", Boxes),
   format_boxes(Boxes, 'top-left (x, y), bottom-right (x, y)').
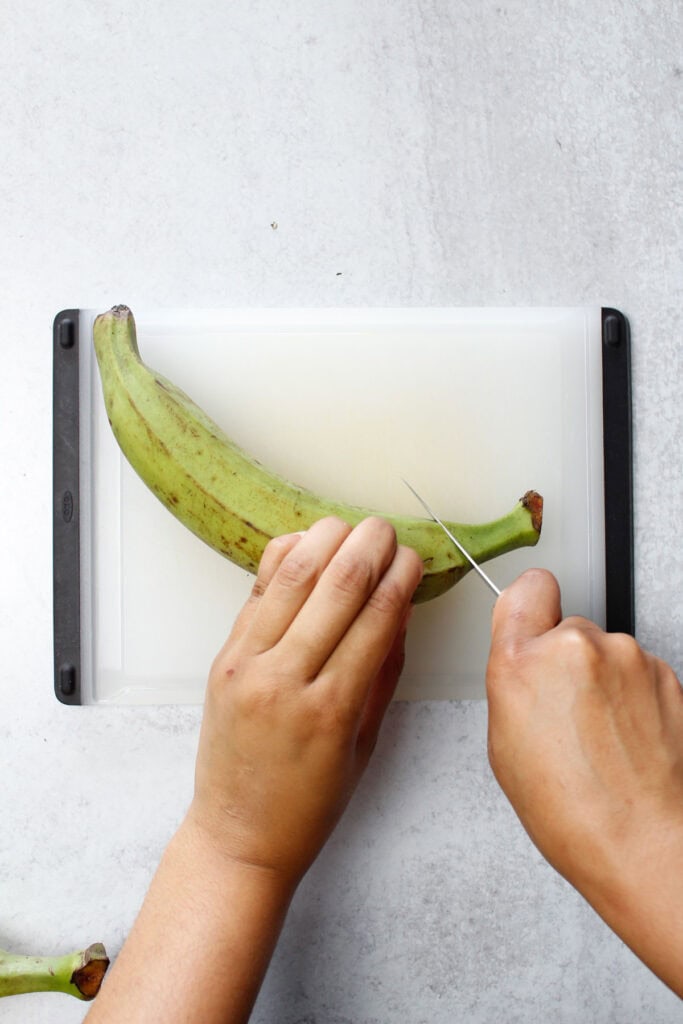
top-left (402, 479), bottom-right (501, 597)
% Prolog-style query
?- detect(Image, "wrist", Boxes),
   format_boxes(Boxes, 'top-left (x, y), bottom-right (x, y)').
top-left (85, 813), bottom-right (296, 1023)
top-left (573, 812), bottom-right (683, 997)
top-left (176, 809), bottom-right (299, 909)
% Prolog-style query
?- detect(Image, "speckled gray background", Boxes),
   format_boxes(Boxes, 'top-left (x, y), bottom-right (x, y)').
top-left (1, 1), bottom-right (682, 1020)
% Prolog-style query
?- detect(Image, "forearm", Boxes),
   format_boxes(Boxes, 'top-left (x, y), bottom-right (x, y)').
top-left (575, 820), bottom-right (683, 998)
top-left (85, 817), bottom-right (294, 1023)
top-left (84, 520), bottom-right (419, 1020)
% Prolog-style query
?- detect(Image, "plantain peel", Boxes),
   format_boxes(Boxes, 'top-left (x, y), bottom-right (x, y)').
top-left (92, 305), bottom-right (543, 603)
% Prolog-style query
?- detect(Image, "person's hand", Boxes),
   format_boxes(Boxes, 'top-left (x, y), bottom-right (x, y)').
top-left (486, 568), bottom-right (683, 996)
top-left (188, 516), bottom-right (424, 889)
top-left (86, 519), bottom-right (422, 1024)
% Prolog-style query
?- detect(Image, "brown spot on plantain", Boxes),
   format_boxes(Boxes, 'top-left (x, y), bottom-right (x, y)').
top-left (243, 519), bottom-right (270, 540)
top-left (125, 392), bottom-right (171, 456)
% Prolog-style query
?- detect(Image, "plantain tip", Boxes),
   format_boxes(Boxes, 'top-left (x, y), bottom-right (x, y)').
top-left (93, 305), bottom-right (132, 330)
top-left (520, 490), bottom-right (543, 534)
top-left (71, 943), bottom-right (110, 1000)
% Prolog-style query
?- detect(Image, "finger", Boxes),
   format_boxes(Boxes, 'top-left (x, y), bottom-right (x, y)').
top-left (318, 543), bottom-right (424, 709)
top-left (275, 517), bottom-right (400, 680)
top-left (490, 568), bottom-right (562, 650)
top-left (243, 517), bottom-right (352, 654)
top-left (356, 604), bottom-right (413, 758)
top-left (224, 532), bottom-right (304, 647)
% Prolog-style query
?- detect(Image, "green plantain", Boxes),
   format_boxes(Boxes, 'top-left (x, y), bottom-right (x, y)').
top-left (0, 944), bottom-right (109, 1000)
top-left (92, 305), bottom-right (543, 603)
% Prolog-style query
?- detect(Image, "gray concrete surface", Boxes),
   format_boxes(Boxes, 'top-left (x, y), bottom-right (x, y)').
top-left (1, 1), bottom-right (681, 1020)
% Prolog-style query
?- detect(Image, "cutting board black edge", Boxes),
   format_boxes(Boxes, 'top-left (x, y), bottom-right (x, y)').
top-left (53, 309), bottom-right (81, 705)
top-left (601, 308), bottom-right (634, 635)
top-left (51, 307), bottom-right (635, 705)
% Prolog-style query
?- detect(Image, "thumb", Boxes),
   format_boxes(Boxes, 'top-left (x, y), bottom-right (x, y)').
top-left (491, 568), bottom-right (562, 648)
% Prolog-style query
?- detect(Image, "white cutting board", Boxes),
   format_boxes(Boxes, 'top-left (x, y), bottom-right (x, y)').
top-left (78, 308), bottom-right (605, 704)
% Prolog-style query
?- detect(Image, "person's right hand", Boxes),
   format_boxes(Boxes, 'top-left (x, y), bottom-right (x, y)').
top-left (486, 569), bottom-right (683, 997)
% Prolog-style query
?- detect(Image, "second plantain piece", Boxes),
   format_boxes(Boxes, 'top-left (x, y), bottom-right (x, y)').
top-left (0, 943), bottom-right (109, 1000)
top-left (93, 306), bottom-right (543, 603)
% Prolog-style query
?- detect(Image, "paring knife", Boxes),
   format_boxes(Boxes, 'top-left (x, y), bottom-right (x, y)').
top-left (402, 479), bottom-right (502, 597)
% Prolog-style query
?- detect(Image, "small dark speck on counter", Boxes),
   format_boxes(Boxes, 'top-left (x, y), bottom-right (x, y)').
top-left (271, 221), bottom-right (278, 229)
top-left (336, 271), bottom-right (342, 276)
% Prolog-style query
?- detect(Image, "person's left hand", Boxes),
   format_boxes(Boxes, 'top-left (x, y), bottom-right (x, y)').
top-left (188, 516), bottom-right (423, 889)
